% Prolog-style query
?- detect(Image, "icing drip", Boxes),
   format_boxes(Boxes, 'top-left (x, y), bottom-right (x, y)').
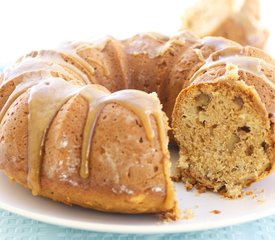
top-left (33, 50), bottom-right (93, 84)
top-left (126, 34), bottom-right (168, 59)
top-left (27, 78), bottom-right (80, 195)
top-left (188, 50), bottom-right (275, 114)
top-left (0, 74), bottom-right (81, 195)
top-left (1, 36), bottom-right (169, 194)
top-left (3, 52), bottom-right (89, 85)
top-left (79, 89), bottom-right (167, 178)
top-left (79, 85), bottom-right (110, 178)
top-left (74, 44), bottom-right (111, 77)
top-left (3, 60), bottom-right (76, 84)
top-left (0, 71), bottom-right (52, 125)
top-left (190, 55), bottom-right (271, 84)
top-left (201, 37), bottom-right (241, 51)
top-left (0, 33), bottom-right (192, 210)
top-left (1, 75), bottom-right (167, 191)
top-left (53, 49), bottom-right (97, 84)
top-left (66, 37), bottom-right (109, 52)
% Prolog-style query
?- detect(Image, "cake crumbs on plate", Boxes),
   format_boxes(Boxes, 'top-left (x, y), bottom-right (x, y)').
top-left (158, 201), bottom-right (181, 222)
top-left (257, 198), bottom-right (265, 203)
top-left (185, 182), bottom-right (193, 191)
top-left (184, 182), bottom-right (207, 196)
top-left (196, 185), bottom-right (207, 194)
top-left (182, 208), bottom-right (194, 220)
top-left (242, 188), bottom-right (266, 203)
top-left (210, 210), bottom-right (221, 214)
top-left (244, 190), bottom-right (254, 196)
top-left (259, 188), bottom-right (265, 193)
top-left (195, 192), bottom-right (201, 197)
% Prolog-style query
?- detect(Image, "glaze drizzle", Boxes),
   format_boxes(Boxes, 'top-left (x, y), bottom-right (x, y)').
top-left (0, 37), bottom-right (169, 196)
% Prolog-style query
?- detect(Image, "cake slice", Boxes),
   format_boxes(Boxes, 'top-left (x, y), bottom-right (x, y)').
top-left (172, 50), bottom-right (275, 198)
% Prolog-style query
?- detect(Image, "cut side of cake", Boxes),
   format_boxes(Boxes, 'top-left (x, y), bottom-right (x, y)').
top-left (173, 60), bottom-right (275, 198)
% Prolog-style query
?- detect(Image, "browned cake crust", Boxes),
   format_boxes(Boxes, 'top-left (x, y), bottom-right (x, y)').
top-left (181, 0), bottom-right (269, 48)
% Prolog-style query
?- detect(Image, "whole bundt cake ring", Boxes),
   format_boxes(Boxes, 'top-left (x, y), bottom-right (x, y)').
top-left (0, 31), bottom-right (274, 217)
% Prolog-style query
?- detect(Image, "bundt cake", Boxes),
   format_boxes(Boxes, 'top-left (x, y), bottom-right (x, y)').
top-left (181, 0), bottom-right (269, 48)
top-left (173, 46), bottom-right (275, 198)
top-left (0, 31), bottom-right (274, 216)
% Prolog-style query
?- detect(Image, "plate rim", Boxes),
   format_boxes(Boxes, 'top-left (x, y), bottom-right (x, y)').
top-left (1, 195), bottom-right (275, 234)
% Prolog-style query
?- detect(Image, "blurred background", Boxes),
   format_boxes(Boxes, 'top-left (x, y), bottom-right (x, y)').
top-left (0, 0), bottom-right (274, 66)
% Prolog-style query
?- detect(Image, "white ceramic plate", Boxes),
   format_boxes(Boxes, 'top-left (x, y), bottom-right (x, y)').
top-left (1, 1), bottom-right (275, 234)
top-left (1, 149), bottom-right (275, 234)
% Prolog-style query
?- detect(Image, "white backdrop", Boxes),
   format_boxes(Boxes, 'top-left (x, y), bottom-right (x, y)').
top-left (0, 0), bottom-right (274, 66)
